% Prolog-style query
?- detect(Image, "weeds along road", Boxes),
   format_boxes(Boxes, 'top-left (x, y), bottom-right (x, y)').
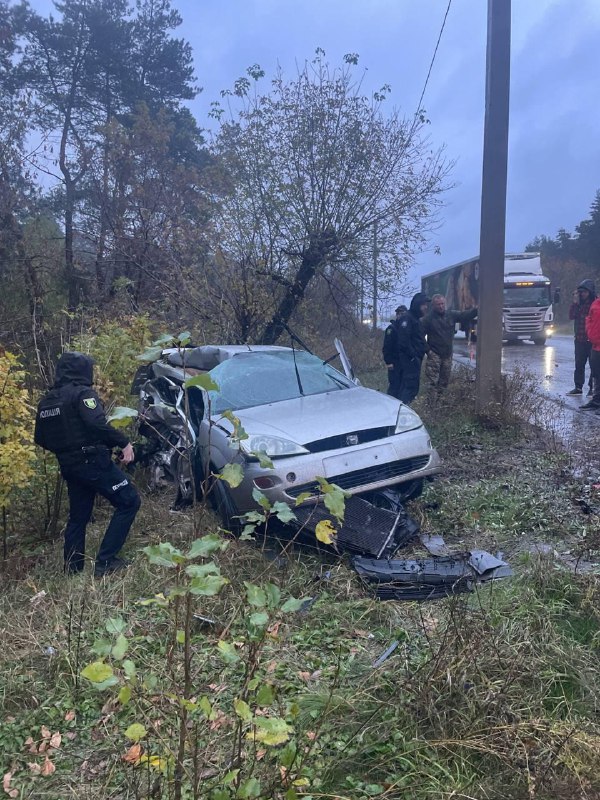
top-left (452, 333), bottom-right (600, 474)
top-left (454, 334), bottom-right (597, 411)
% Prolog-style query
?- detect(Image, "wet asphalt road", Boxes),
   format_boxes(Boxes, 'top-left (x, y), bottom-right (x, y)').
top-left (452, 333), bottom-right (600, 436)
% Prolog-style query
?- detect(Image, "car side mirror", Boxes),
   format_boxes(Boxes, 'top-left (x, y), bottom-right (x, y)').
top-left (553, 288), bottom-right (561, 305)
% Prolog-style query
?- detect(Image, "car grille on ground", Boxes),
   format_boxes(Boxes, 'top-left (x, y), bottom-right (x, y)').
top-left (294, 495), bottom-right (419, 557)
top-left (304, 426), bottom-right (394, 453)
top-left (286, 454), bottom-right (431, 497)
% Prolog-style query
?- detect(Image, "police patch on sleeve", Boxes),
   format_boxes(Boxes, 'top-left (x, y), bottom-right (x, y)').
top-left (83, 397), bottom-right (98, 410)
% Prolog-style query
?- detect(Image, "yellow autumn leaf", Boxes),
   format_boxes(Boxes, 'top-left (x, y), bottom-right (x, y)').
top-left (247, 717), bottom-right (292, 746)
top-left (315, 519), bottom-right (337, 545)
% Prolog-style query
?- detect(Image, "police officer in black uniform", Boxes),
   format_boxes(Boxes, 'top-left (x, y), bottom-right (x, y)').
top-left (394, 292), bottom-right (430, 405)
top-left (34, 352), bottom-right (140, 576)
top-left (382, 304), bottom-right (408, 399)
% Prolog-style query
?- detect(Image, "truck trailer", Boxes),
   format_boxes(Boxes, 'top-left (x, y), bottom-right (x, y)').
top-left (421, 253), bottom-right (557, 345)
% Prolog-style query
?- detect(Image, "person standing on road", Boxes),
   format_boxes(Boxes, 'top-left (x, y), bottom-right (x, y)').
top-left (394, 292), bottom-right (430, 405)
top-left (567, 279), bottom-right (596, 396)
top-left (382, 305), bottom-right (408, 399)
top-left (34, 352), bottom-right (140, 576)
top-left (421, 294), bottom-right (478, 398)
top-left (581, 297), bottom-right (600, 410)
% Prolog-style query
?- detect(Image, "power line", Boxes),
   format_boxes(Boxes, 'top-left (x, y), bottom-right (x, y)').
top-left (414, 0), bottom-right (453, 117)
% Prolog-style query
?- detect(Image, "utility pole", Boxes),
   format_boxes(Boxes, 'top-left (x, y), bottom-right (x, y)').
top-left (372, 219), bottom-right (379, 330)
top-left (475, 0), bottom-right (511, 409)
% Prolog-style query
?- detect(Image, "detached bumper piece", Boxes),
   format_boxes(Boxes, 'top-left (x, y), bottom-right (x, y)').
top-left (353, 550), bottom-right (512, 601)
top-left (294, 495), bottom-right (419, 558)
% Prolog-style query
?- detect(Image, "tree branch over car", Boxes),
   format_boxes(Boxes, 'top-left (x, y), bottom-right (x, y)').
top-left (211, 50), bottom-right (451, 344)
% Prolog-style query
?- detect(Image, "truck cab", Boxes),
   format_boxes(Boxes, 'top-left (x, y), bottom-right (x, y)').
top-left (502, 271), bottom-right (554, 345)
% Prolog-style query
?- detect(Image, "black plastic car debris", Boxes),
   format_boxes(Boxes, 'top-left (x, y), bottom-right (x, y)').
top-left (419, 533), bottom-right (451, 556)
top-left (353, 551), bottom-right (512, 601)
top-left (294, 495), bottom-right (419, 558)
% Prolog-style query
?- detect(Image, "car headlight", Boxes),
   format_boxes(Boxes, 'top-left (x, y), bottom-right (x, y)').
top-left (395, 406), bottom-right (423, 434)
top-left (242, 434), bottom-right (309, 458)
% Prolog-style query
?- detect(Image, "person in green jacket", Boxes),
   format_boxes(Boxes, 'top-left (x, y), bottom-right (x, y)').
top-left (422, 294), bottom-right (477, 397)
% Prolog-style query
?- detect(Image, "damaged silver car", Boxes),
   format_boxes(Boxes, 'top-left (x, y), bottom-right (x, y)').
top-left (133, 342), bottom-right (441, 525)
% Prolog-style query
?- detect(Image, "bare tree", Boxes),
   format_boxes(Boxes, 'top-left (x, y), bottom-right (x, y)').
top-left (211, 51), bottom-right (451, 344)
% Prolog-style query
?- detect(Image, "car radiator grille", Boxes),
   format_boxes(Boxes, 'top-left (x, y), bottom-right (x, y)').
top-left (304, 426), bottom-right (394, 454)
top-left (504, 309), bottom-right (545, 333)
top-left (286, 454), bottom-right (431, 497)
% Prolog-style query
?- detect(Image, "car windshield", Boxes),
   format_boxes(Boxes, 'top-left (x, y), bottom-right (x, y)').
top-left (503, 285), bottom-right (551, 308)
top-left (208, 350), bottom-right (354, 413)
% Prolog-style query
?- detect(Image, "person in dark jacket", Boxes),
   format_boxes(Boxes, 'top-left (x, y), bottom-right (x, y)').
top-left (581, 297), bottom-right (600, 410)
top-left (34, 352), bottom-right (140, 576)
top-left (394, 292), bottom-right (430, 404)
top-left (422, 294), bottom-right (478, 396)
top-left (567, 279), bottom-right (596, 396)
top-left (382, 305), bottom-right (408, 398)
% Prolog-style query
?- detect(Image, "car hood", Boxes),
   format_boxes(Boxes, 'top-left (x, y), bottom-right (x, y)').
top-left (214, 387), bottom-right (413, 444)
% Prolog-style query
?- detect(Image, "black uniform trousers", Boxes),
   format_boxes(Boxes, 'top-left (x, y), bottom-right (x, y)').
top-left (386, 363), bottom-right (403, 399)
top-left (61, 452), bottom-right (140, 573)
top-left (574, 340), bottom-right (593, 391)
top-left (397, 355), bottom-right (423, 405)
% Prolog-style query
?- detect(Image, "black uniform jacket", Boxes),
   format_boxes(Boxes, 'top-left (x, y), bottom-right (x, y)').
top-left (394, 293), bottom-right (430, 362)
top-left (34, 352), bottom-right (128, 466)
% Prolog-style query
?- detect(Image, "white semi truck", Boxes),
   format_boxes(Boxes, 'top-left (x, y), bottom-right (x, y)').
top-left (421, 253), bottom-right (558, 346)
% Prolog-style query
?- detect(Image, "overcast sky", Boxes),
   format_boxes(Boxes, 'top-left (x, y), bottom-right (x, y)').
top-left (29, 0), bottom-right (600, 295)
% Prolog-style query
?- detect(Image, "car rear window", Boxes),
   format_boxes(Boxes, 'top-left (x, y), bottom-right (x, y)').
top-left (207, 351), bottom-right (353, 412)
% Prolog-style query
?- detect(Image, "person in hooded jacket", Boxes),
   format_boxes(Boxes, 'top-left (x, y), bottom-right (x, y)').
top-left (393, 292), bottom-right (430, 404)
top-left (34, 352), bottom-right (140, 576)
top-left (567, 279), bottom-right (596, 396)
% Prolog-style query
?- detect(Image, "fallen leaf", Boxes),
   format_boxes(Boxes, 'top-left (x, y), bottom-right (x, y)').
top-left (40, 757), bottom-right (55, 777)
top-left (49, 733), bottom-right (62, 749)
top-left (267, 621), bottom-right (281, 637)
top-left (66, 732), bottom-right (76, 741)
top-left (306, 731), bottom-right (317, 740)
top-left (209, 710), bottom-right (231, 731)
top-left (123, 744), bottom-right (142, 764)
top-left (28, 762), bottom-right (42, 775)
top-left (64, 711), bottom-right (76, 722)
top-left (352, 629), bottom-right (374, 639)
top-left (315, 519), bottom-right (336, 545)
top-left (40, 726), bottom-right (51, 740)
top-left (266, 660), bottom-right (277, 673)
top-left (256, 749), bottom-right (267, 761)
top-left (24, 737), bottom-right (37, 754)
top-left (2, 772), bottom-right (13, 793)
top-left (37, 741), bottom-right (48, 753)
top-left (298, 670), bottom-right (321, 682)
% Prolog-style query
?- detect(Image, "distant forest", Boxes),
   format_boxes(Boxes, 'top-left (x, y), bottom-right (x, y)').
top-left (526, 190), bottom-right (600, 322)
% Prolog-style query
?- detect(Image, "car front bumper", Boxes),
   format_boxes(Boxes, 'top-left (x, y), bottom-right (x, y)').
top-left (227, 427), bottom-right (442, 513)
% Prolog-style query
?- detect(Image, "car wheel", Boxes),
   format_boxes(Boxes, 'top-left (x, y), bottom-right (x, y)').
top-left (209, 468), bottom-right (241, 533)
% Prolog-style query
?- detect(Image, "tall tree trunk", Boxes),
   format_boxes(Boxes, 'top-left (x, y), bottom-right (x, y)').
top-left (260, 231), bottom-right (337, 344)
